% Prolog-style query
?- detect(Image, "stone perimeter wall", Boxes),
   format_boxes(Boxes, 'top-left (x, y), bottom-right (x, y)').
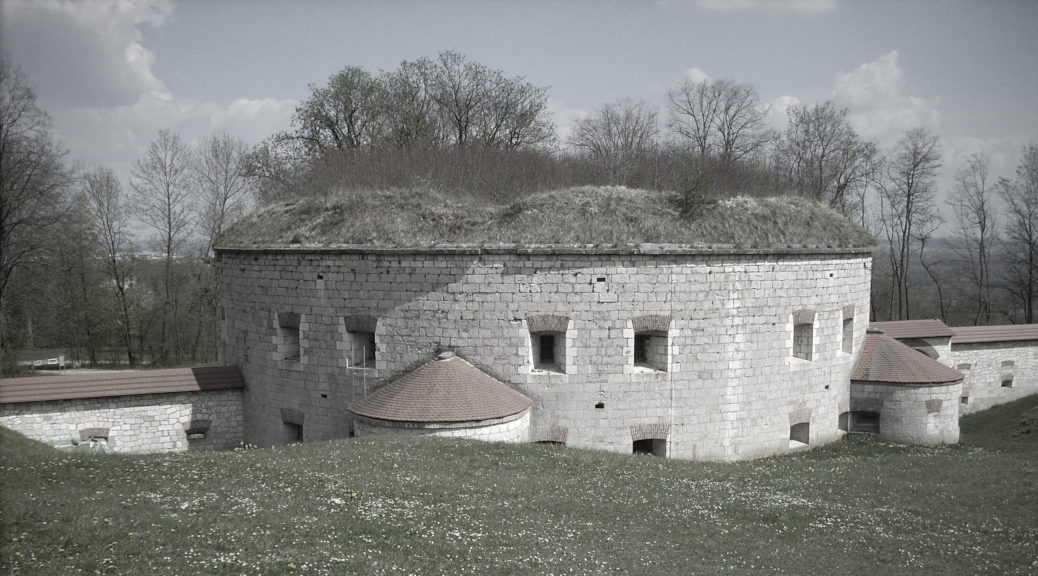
top-left (218, 245), bottom-right (872, 461)
top-left (0, 389), bottom-right (244, 453)
top-left (949, 340), bottom-right (1038, 415)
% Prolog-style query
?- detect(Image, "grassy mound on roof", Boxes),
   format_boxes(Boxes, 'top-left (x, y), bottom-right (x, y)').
top-left (219, 186), bottom-right (875, 249)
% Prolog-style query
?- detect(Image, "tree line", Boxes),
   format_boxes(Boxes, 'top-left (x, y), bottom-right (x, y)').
top-left (1, 52), bottom-right (1036, 373)
top-left (1, 58), bottom-right (250, 373)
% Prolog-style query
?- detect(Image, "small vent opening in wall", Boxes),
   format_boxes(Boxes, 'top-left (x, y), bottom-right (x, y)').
top-left (789, 422), bottom-right (810, 446)
top-left (595, 401), bottom-right (605, 409)
top-left (632, 438), bottom-right (666, 457)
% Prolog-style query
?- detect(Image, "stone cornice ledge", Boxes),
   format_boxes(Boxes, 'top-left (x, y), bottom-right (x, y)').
top-left (214, 242), bottom-right (875, 257)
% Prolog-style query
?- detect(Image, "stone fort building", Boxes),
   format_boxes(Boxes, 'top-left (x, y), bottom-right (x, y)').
top-left (2, 189), bottom-right (1034, 459)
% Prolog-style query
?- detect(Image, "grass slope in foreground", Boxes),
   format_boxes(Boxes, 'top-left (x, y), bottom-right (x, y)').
top-left (2, 396), bottom-right (1037, 575)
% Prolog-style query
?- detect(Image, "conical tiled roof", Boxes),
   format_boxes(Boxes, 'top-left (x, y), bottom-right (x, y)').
top-left (852, 330), bottom-right (963, 386)
top-left (348, 353), bottom-right (532, 423)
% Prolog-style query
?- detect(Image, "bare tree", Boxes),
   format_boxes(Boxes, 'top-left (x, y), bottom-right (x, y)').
top-left (293, 66), bottom-right (385, 155)
top-left (779, 101), bottom-right (876, 214)
top-left (131, 129), bottom-right (195, 364)
top-left (569, 99), bottom-right (658, 186)
top-left (431, 50), bottom-right (555, 149)
top-left (667, 77), bottom-right (770, 165)
top-left (916, 212), bottom-right (947, 320)
top-left (1000, 144), bottom-right (1038, 323)
top-left (83, 166), bottom-right (137, 365)
top-left (189, 132), bottom-right (251, 363)
top-left (0, 58), bottom-right (73, 373)
top-left (195, 132), bottom-right (251, 259)
top-left (949, 152), bottom-right (996, 324)
top-left (877, 128), bottom-right (942, 320)
top-left (378, 57), bottom-right (444, 148)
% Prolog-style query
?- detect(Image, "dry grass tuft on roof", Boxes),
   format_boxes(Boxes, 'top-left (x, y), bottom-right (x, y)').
top-left (218, 186), bottom-right (875, 250)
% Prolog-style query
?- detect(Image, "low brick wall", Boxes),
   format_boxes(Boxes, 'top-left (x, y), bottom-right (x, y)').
top-left (0, 389), bottom-right (244, 453)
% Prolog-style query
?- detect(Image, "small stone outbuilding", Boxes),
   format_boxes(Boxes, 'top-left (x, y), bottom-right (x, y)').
top-left (349, 352), bottom-right (533, 442)
top-left (850, 329), bottom-right (964, 445)
top-left (0, 367), bottom-right (245, 453)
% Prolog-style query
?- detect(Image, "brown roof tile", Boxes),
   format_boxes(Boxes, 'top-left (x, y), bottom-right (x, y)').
top-left (349, 353), bottom-right (532, 423)
top-left (852, 331), bottom-right (963, 386)
top-left (951, 324), bottom-right (1038, 344)
top-left (869, 319), bottom-right (954, 339)
top-left (0, 366), bottom-right (245, 404)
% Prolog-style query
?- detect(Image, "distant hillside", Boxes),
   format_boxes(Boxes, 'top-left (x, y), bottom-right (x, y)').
top-left (219, 186), bottom-right (875, 250)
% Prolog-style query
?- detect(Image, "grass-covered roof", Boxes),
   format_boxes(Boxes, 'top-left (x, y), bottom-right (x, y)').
top-left (218, 186), bottom-right (875, 250)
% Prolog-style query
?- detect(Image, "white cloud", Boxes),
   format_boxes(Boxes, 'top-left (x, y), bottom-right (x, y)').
top-left (208, 98), bottom-right (297, 145)
top-left (682, 67), bottom-right (712, 85)
top-left (831, 50), bottom-right (941, 147)
top-left (693, 0), bottom-right (839, 14)
top-left (764, 94), bottom-right (801, 132)
top-left (1, 0), bottom-right (294, 186)
top-left (548, 98), bottom-right (590, 145)
top-left (945, 135), bottom-right (1032, 187)
top-left (2, 0), bottom-right (173, 107)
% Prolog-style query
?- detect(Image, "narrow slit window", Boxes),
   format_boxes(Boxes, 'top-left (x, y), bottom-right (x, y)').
top-left (793, 323), bottom-right (813, 360)
top-left (841, 305), bottom-right (855, 354)
top-left (539, 333), bottom-right (556, 365)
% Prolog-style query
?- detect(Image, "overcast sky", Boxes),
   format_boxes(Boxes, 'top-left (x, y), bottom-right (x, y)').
top-left (2, 0), bottom-right (1036, 203)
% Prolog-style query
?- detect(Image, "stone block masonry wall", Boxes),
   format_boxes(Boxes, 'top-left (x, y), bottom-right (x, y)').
top-left (850, 382), bottom-right (961, 445)
top-left (0, 389), bottom-right (243, 453)
top-left (353, 411), bottom-right (530, 443)
top-left (218, 245), bottom-right (872, 461)
top-left (949, 340), bottom-right (1038, 415)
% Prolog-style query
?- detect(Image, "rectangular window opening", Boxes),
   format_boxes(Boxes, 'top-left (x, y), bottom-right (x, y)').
top-left (347, 330), bottom-right (376, 367)
top-left (278, 312), bottom-right (301, 361)
top-left (531, 331), bottom-right (565, 373)
top-left (633, 331), bottom-right (668, 371)
top-left (793, 323), bottom-right (813, 361)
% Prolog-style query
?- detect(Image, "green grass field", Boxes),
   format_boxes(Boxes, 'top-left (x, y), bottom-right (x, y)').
top-left (2, 396), bottom-right (1036, 575)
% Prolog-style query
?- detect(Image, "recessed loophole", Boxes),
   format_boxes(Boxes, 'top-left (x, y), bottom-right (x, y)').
top-left (595, 402), bottom-right (605, 409)
top-left (596, 277), bottom-right (606, 283)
